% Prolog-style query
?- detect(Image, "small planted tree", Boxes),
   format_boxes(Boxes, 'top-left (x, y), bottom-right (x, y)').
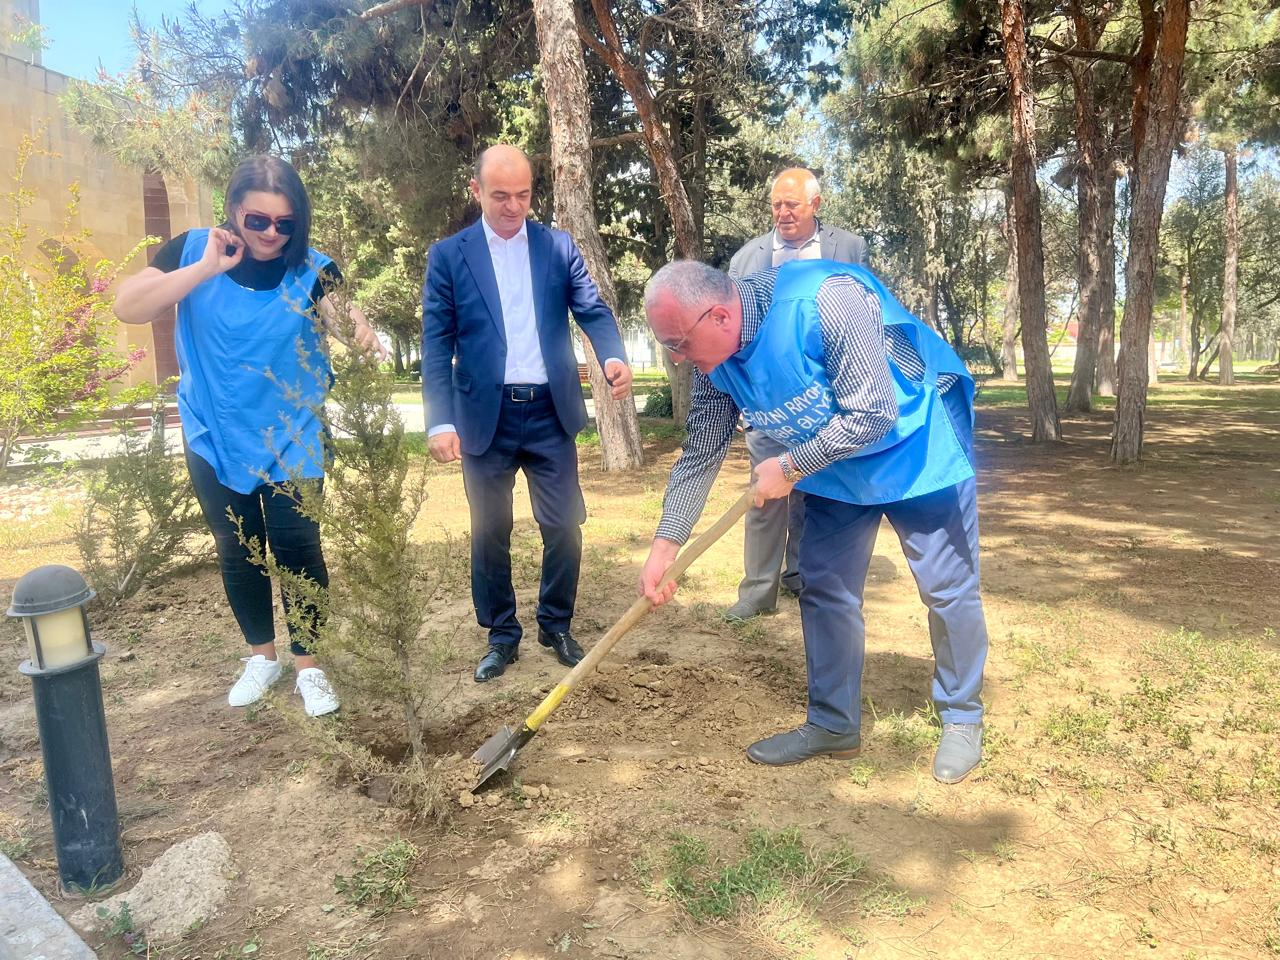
top-left (238, 265), bottom-right (462, 820)
top-left (74, 385), bottom-right (211, 608)
top-left (0, 134), bottom-right (148, 472)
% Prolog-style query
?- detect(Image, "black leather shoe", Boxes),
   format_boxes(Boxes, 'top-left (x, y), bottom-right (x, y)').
top-left (746, 723), bottom-right (861, 765)
top-left (474, 644), bottom-right (519, 683)
top-left (538, 628), bottom-right (584, 667)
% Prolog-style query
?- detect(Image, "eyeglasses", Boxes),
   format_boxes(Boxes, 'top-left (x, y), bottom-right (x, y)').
top-left (241, 211), bottom-right (297, 236)
top-left (659, 304), bottom-right (718, 357)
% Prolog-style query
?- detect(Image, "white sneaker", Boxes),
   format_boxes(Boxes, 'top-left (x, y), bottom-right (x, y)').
top-left (296, 667), bottom-right (340, 717)
top-left (228, 654), bottom-right (283, 707)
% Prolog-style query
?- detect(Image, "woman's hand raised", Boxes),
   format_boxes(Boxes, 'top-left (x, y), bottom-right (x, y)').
top-left (199, 227), bottom-right (245, 279)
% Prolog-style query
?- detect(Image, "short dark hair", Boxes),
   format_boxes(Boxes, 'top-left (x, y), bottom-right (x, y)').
top-left (224, 155), bottom-right (312, 269)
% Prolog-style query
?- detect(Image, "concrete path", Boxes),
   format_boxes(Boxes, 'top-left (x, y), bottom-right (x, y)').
top-left (9, 398), bottom-right (600, 467)
top-left (0, 854), bottom-right (96, 960)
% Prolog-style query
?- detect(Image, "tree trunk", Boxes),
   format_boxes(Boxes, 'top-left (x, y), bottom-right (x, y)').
top-left (1219, 143), bottom-right (1238, 386)
top-left (1111, 0), bottom-right (1190, 464)
top-left (392, 336), bottom-right (405, 377)
top-left (1064, 3), bottom-right (1104, 413)
top-left (580, 0), bottom-right (699, 427)
top-left (533, 0), bottom-right (644, 470)
top-left (1181, 266), bottom-right (1194, 377)
top-left (580, 0), bottom-right (698, 260)
top-left (1001, 190), bottom-right (1020, 381)
top-left (661, 349), bottom-right (691, 425)
top-left (1178, 263), bottom-right (1190, 367)
top-left (1095, 164), bottom-right (1118, 395)
top-left (1197, 340), bottom-right (1220, 380)
top-left (1000, 0), bottom-right (1061, 441)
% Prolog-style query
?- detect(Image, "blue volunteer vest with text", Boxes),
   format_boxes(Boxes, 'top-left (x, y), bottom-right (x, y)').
top-left (708, 259), bottom-right (975, 505)
top-left (176, 229), bottom-right (333, 494)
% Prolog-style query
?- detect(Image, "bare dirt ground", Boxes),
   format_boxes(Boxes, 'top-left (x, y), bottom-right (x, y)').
top-left (2, 378), bottom-right (1279, 960)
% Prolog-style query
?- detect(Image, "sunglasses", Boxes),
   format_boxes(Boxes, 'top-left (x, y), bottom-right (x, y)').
top-left (241, 212), bottom-right (297, 236)
top-left (659, 304), bottom-right (718, 356)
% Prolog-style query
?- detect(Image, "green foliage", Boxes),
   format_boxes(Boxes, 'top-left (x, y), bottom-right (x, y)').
top-left (858, 881), bottom-right (926, 919)
top-left (1042, 705), bottom-right (1113, 755)
top-left (235, 262), bottom-right (459, 818)
top-left (847, 759), bottom-right (877, 787)
top-left (61, 70), bottom-right (235, 185)
top-left (824, 80), bottom-right (1012, 356)
top-left (74, 386), bottom-right (211, 607)
top-left (0, 134), bottom-right (148, 473)
top-left (96, 902), bottom-right (147, 956)
top-left (304, 148), bottom-right (428, 374)
top-left (0, 832), bottom-right (32, 860)
top-left (1161, 142), bottom-right (1280, 370)
top-left (871, 707), bottom-right (942, 755)
top-left (642, 383), bottom-right (674, 418)
top-left (333, 840), bottom-right (419, 917)
top-left (6, 13), bottom-right (49, 58)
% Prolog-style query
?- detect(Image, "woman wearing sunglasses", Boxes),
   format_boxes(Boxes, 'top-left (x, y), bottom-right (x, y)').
top-left (114, 155), bottom-right (385, 718)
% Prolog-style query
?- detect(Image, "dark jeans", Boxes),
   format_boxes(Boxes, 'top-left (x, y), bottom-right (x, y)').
top-left (186, 448), bottom-right (328, 656)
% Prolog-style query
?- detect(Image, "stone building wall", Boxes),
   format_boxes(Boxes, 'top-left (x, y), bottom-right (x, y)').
top-left (0, 9), bottom-right (213, 387)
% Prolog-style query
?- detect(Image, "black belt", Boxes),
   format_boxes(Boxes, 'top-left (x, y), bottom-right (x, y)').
top-left (505, 383), bottom-right (546, 402)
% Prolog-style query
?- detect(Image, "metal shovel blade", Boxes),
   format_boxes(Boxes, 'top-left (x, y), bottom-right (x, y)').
top-left (470, 724), bottom-right (522, 790)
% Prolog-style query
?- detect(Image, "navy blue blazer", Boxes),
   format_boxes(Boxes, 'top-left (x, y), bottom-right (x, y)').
top-left (421, 218), bottom-right (628, 456)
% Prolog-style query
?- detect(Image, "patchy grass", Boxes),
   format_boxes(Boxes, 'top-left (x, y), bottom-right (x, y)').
top-left (660, 827), bottom-right (865, 921)
top-left (870, 706), bottom-right (942, 756)
top-left (651, 827), bottom-right (926, 957)
top-left (332, 840), bottom-right (419, 917)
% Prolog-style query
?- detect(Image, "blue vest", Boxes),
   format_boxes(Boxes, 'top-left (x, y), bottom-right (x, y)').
top-left (176, 229), bottom-right (332, 494)
top-left (708, 260), bottom-right (975, 506)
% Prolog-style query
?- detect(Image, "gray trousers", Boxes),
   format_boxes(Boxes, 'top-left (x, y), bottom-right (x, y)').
top-left (738, 428), bottom-right (806, 611)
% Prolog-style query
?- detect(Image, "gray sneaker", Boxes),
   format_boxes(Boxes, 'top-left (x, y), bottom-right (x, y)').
top-left (746, 723), bottom-right (861, 765)
top-left (724, 600), bottom-right (774, 623)
top-left (933, 722), bottom-right (983, 783)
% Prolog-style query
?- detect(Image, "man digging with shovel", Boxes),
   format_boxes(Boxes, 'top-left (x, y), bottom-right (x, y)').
top-left (637, 259), bottom-right (989, 784)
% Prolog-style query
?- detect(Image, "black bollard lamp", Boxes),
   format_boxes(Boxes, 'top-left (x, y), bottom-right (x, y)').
top-left (8, 564), bottom-right (124, 894)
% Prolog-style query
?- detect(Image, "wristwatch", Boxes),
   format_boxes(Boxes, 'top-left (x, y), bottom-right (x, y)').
top-left (777, 452), bottom-right (804, 483)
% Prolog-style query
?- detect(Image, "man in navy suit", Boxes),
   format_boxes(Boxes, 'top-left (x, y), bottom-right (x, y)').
top-left (422, 144), bottom-right (633, 683)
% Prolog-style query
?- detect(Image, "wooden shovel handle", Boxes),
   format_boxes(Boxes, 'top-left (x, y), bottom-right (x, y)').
top-left (522, 487), bottom-right (753, 731)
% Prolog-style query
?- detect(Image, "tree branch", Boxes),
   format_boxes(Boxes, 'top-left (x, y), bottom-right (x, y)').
top-left (1039, 37), bottom-right (1134, 65)
top-left (360, 0), bottom-right (431, 21)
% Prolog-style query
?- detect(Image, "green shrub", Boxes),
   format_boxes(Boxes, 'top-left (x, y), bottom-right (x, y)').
top-left (643, 383), bottom-right (674, 418)
top-left (0, 133), bottom-right (149, 473)
top-left (75, 386), bottom-right (211, 607)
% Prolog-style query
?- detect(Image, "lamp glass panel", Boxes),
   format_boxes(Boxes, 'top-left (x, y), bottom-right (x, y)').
top-left (29, 607), bottom-right (90, 669)
top-left (22, 618), bottom-right (38, 666)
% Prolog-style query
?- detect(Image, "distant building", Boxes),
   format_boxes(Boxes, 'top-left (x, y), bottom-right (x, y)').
top-left (0, 0), bottom-right (213, 387)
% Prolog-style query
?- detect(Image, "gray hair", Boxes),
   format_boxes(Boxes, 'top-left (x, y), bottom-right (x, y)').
top-left (644, 260), bottom-right (735, 314)
top-left (771, 167), bottom-right (821, 202)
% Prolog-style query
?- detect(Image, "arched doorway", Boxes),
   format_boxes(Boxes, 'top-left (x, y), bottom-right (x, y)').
top-left (142, 169), bottom-right (179, 383)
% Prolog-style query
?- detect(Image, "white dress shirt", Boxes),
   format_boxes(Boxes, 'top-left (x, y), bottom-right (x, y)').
top-left (484, 217), bottom-right (549, 385)
top-left (771, 220), bottom-right (824, 266)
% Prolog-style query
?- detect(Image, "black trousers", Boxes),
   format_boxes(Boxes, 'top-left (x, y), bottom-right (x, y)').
top-left (186, 448), bottom-right (328, 656)
top-left (460, 386), bottom-right (586, 648)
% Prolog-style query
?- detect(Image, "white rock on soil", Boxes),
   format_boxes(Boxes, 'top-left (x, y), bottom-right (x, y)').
top-left (71, 832), bottom-right (233, 943)
top-left (458, 791), bottom-right (476, 808)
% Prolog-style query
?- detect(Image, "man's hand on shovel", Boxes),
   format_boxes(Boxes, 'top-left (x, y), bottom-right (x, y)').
top-left (638, 537), bottom-right (682, 606)
top-left (475, 488), bottom-right (756, 790)
top-left (751, 455), bottom-right (797, 507)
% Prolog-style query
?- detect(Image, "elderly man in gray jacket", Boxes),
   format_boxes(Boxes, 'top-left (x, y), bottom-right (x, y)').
top-left (725, 168), bottom-right (868, 621)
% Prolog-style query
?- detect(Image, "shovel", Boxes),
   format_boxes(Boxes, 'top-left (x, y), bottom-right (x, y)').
top-left (470, 487), bottom-right (754, 790)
